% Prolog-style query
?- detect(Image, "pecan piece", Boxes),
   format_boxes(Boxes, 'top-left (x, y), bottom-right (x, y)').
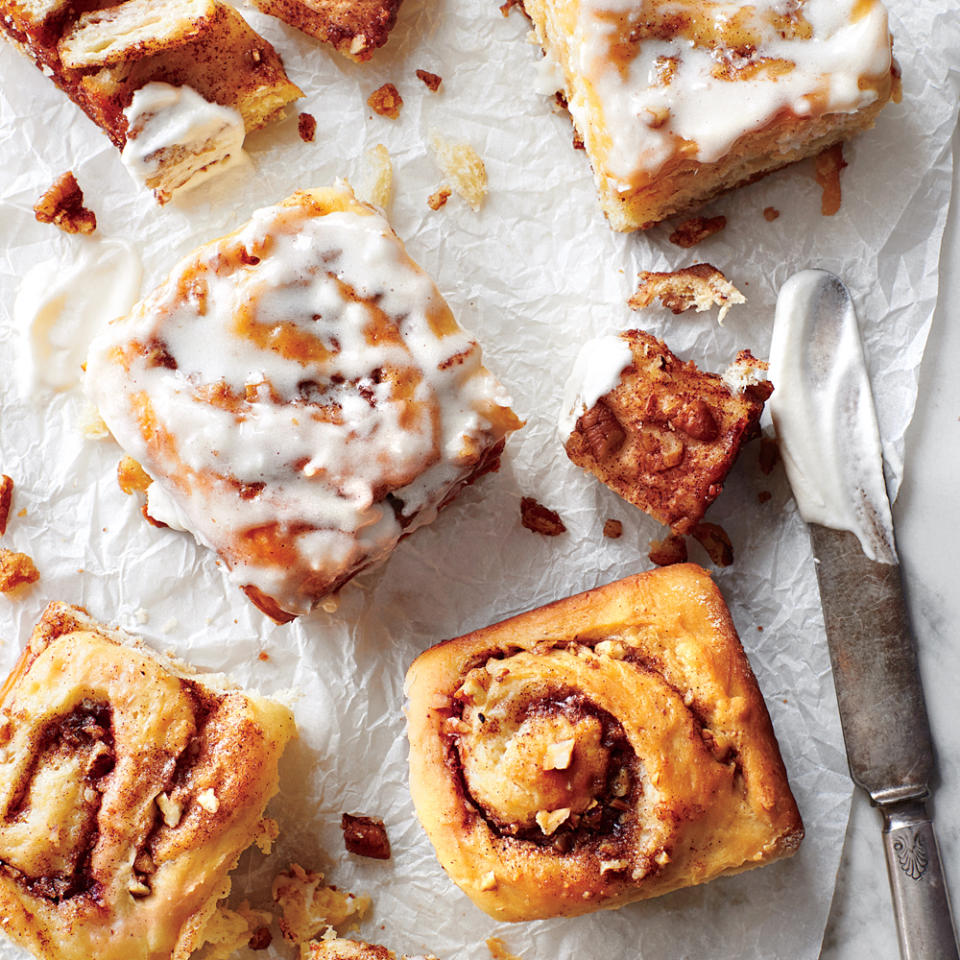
top-left (673, 399), bottom-right (719, 442)
top-left (520, 497), bottom-right (566, 536)
top-left (416, 69), bottom-right (442, 91)
top-left (578, 401), bottom-right (626, 459)
top-left (341, 813), bottom-right (391, 860)
top-left (692, 522), bottom-right (734, 567)
top-left (33, 171), bottom-right (96, 234)
top-left (367, 83), bottom-right (403, 119)
top-left (297, 112), bottom-right (317, 142)
top-left (602, 518), bottom-right (623, 539)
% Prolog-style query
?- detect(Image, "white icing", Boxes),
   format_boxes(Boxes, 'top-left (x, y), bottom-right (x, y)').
top-left (14, 240), bottom-right (141, 393)
top-left (768, 269), bottom-right (896, 564)
top-left (86, 193), bottom-right (516, 617)
top-left (121, 83), bottom-right (246, 200)
top-left (558, 334), bottom-right (634, 438)
top-left (553, 0), bottom-right (891, 185)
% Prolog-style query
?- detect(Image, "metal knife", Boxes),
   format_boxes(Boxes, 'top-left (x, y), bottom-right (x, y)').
top-left (768, 270), bottom-right (959, 960)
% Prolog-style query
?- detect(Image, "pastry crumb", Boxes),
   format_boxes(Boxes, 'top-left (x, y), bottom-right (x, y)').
top-left (668, 215), bottom-right (726, 248)
top-left (691, 522), bottom-right (734, 567)
top-left (117, 456), bottom-right (152, 495)
top-left (199, 901), bottom-right (274, 960)
top-left (486, 937), bottom-right (522, 960)
top-left (814, 143), bottom-right (846, 216)
top-left (628, 264), bottom-right (745, 323)
top-left (0, 475), bottom-right (13, 536)
top-left (520, 497), bottom-right (566, 536)
top-left (341, 813), bottom-right (391, 860)
top-left (427, 187), bottom-right (451, 210)
top-left (255, 817), bottom-right (281, 854)
top-left (356, 144), bottom-right (392, 210)
top-left (368, 83), bottom-right (403, 119)
top-left (33, 171), bottom-right (97, 234)
top-left (429, 134), bottom-right (487, 212)
top-left (648, 533), bottom-right (687, 567)
top-left (416, 69), bottom-right (442, 91)
top-left (273, 863), bottom-right (371, 944)
top-left (602, 518), bottom-right (622, 539)
top-left (0, 549), bottom-right (39, 593)
top-left (763, 206), bottom-right (780, 222)
top-left (298, 112), bottom-right (318, 142)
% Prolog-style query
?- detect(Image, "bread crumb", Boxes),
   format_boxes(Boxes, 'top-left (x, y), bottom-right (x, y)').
top-left (814, 143), bottom-right (846, 216)
top-left (691, 522), bottom-right (734, 567)
top-left (763, 206), bottom-right (780, 222)
top-left (668, 215), bottom-right (726, 248)
top-left (33, 171), bottom-right (96, 234)
top-left (648, 533), bottom-right (687, 567)
top-left (255, 817), bottom-right (281, 854)
top-left (429, 134), bottom-right (487, 212)
top-left (298, 112), bottom-right (317, 142)
top-left (427, 187), bottom-right (451, 210)
top-left (416, 69), bottom-right (442, 91)
top-left (368, 83), bottom-right (403, 119)
top-left (356, 144), bottom-right (392, 210)
top-left (602, 518), bottom-right (622, 539)
top-left (628, 263), bottom-right (745, 323)
top-left (0, 476), bottom-right (13, 536)
top-left (273, 863), bottom-right (371, 944)
top-left (520, 497), bottom-right (566, 536)
top-left (117, 456), bottom-right (152, 495)
top-left (486, 936), bottom-right (522, 960)
top-left (0, 549), bottom-right (38, 593)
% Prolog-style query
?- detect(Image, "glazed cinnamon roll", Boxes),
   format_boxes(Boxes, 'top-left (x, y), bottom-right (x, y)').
top-left (86, 185), bottom-right (522, 623)
top-left (405, 564), bottom-right (803, 922)
top-left (0, 602), bottom-right (295, 960)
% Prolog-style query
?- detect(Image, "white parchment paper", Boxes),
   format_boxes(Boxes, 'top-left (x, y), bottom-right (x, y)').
top-left (0, 1), bottom-right (958, 958)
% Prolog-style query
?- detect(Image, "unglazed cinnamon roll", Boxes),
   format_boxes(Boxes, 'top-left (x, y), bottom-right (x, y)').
top-left (405, 564), bottom-right (803, 922)
top-left (0, 602), bottom-right (295, 960)
top-left (86, 185), bottom-right (522, 623)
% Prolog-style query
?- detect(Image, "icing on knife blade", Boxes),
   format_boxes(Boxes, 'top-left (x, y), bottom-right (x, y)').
top-left (768, 269), bottom-right (896, 564)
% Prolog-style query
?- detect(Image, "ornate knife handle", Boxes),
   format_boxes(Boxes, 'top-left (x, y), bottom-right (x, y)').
top-left (881, 798), bottom-right (959, 960)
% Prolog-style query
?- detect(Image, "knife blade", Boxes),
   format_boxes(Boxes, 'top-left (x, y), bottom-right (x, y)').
top-left (768, 270), bottom-right (958, 960)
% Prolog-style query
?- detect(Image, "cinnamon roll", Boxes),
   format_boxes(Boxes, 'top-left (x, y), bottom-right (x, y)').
top-left (405, 564), bottom-right (803, 922)
top-left (86, 185), bottom-right (522, 623)
top-left (0, 602), bottom-right (295, 960)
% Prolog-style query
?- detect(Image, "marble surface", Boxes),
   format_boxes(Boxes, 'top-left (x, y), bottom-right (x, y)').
top-left (820, 127), bottom-right (960, 957)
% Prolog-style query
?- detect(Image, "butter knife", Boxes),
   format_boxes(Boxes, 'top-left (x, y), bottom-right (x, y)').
top-left (768, 270), bottom-right (959, 960)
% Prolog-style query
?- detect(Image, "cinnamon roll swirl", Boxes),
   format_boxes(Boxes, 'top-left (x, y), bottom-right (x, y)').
top-left (86, 186), bottom-right (522, 622)
top-left (405, 564), bottom-right (803, 922)
top-left (0, 602), bottom-right (295, 960)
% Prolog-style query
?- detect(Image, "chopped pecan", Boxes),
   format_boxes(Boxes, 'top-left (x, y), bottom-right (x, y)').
top-left (668, 215), bottom-right (726, 248)
top-left (763, 206), bottom-right (780, 222)
top-left (692, 522), bottom-right (734, 567)
top-left (648, 533), bottom-right (687, 567)
top-left (297, 112), bottom-right (317, 142)
top-left (578, 401), bottom-right (626, 459)
top-left (641, 430), bottom-right (685, 471)
top-left (416, 69), bottom-right (442, 91)
top-left (428, 187), bottom-right (451, 210)
top-left (520, 497), bottom-right (566, 536)
top-left (367, 83), bottom-right (403, 119)
top-left (33, 171), bottom-right (96, 235)
top-left (673, 399), bottom-right (719, 442)
top-left (602, 518), bottom-right (623, 539)
top-left (248, 926), bottom-right (272, 950)
top-left (341, 813), bottom-right (391, 860)
top-left (0, 475), bottom-right (13, 536)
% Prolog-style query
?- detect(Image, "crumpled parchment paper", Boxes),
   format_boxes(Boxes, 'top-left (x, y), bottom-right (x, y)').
top-left (0, 1), bottom-right (957, 957)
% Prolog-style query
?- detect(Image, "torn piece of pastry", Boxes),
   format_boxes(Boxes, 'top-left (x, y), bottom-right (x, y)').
top-left (33, 172), bottom-right (96, 234)
top-left (0, 601), bottom-right (295, 960)
top-left (628, 264), bottom-right (744, 323)
top-left (405, 564), bottom-right (803, 922)
top-left (517, 0), bottom-right (896, 230)
top-left (0, 548), bottom-right (39, 593)
top-left (368, 82), bottom-right (402, 118)
top-left (0, 0), bottom-right (301, 203)
top-left (273, 863), bottom-right (371, 943)
top-left (429, 134), bottom-right (487, 212)
top-left (86, 185), bottom-right (522, 623)
top-left (559, 330), bottom-right (771, 534)
top-left (355, 143), bottom-right (393, 209)
top-left (198, 901), bottom-right (274, 959)
top-left (250, 0), bottom-right (403, 61)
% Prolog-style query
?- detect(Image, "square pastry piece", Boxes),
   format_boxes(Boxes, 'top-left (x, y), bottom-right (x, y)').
top-left (521, 0), bottom-right (896, 229)
top-left (0, 0), bottom-right (301, 201)
top-left (560, 329), bottom-right (771, 533)
top-left (0, 602), bottom-right (295, 960)
top-left (87, 186), bottom-right (522, 623)
top-left (405, 564), bottom-right (803, 922)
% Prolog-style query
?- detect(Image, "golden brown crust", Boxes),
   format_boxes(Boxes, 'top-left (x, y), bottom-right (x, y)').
top-left (33, 171), bottom-right (96, 234)
top-left (301, 941), bottom-right (396, 960)
top-left (0, 602), bottom-right (295, 960)
top-left (668, 214), bottom-right (725, 248)
top-left (0, 548), bottom-right (39, 592)
top-left (563, 330), bottom-right (771, 534)
top-left (405, 564), bottom-right (803, 923)
top-left (250, 0), bottom-right (403, 61)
